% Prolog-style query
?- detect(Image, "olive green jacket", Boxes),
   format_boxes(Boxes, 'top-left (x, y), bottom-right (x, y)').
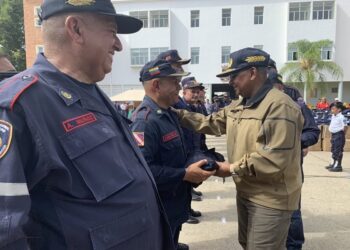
top-left (177, 87), bottom-right (304, 211)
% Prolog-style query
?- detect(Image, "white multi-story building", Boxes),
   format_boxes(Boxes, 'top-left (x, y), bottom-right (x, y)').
top-left (99, 0), bottom-right (350, 105)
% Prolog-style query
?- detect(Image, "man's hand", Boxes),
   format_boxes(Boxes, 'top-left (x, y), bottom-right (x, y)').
top-left (183, 160), bottom-right (215, 184)
top-left (214, 161), bottom-right (232, 178)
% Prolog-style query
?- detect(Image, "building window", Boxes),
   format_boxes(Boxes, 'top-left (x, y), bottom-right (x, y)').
top-left (221, 46), bottom-right (231, 64)
top-left (313, 1), bottom-right (334, 20)
top-left (289, 2), bottom-right (311, 21)
top-left (191, 47), bottom-right (200, 64)
top-left (150, 10), bottom-right (169, 28)
top-left (331, 87), bottom-right (338, 93)
top-left (222, 8), bottom-right (231, 26)
top-left (130, 11), bottom-right (148, 28)
top-left (321, 45), bottom-right (332, 60)
top-left (36, 45), bottom-right (44, 54)
top-left (253, 45), bottom-right (264, 50)
top-left (150, 47), bottom-right (169, 60)
top-left (288, 45), bottom-right (298, 61)
top-left (34, 6), bottom-right (42, 27)
top-left (131, 48), bottom-right (149, 66)
top-left (254, 6), bottom-right (264, 24)
top-left (191, 10), bottom-right (200, 27)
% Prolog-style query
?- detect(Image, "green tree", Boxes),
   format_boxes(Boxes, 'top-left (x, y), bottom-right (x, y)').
top-left (0, 0), bottom-right (26, 71)
top-left (280, 39), bottom-right (343, 102)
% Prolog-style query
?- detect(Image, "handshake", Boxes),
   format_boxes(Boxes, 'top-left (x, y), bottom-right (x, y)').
top-left (183, 159), bottom-right (233, 184)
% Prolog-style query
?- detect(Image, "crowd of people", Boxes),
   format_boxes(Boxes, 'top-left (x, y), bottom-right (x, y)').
top-left (0, 1), bottom-right (346, 250)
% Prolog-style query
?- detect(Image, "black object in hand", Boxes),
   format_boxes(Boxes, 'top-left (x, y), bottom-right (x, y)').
top-left (201, 161), bottom-right (218, 171)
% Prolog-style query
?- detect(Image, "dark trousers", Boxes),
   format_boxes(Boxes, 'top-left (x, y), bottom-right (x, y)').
top-left (172, 225), bottom-right (181, 248)
top-left (331, 131), bottom-right (345, 164)
top-left (286, 208), bottom-right (304, 250)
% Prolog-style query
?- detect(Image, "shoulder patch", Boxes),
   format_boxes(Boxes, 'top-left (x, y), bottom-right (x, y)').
top-left (0, 120), bottom-right (13, 159)
top-left (0, 74), bottom-right (38, 110)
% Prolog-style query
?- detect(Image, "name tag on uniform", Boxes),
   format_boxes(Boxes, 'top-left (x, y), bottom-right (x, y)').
top-left (62, 113), bottom-right (97, 132)
top-left (163, 130), bottom-right (179, 142)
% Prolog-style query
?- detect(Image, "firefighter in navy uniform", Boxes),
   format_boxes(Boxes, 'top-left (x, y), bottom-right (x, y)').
top-left (0, 1), bottom-right (174, 249)
top-left (131, 59), bottom-right (215, 250)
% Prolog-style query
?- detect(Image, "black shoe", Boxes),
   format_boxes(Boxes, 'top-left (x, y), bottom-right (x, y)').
top-left (186, 215), bottom-right (200, 224)
top-left (329, 167), bottom-right (343, 172)
top-left (192, 189), bottom-right (202, 196)
top-left (192, 193), bottom-right (202, 201)
top-left (190, 208), bottom-right (202, 217)
top-left (325, 164), bottom-right (333, 169)
top-left (177, 243), bottom-right (189, 250)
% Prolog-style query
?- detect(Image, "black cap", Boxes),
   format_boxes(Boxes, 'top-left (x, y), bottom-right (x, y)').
top-left (268, 72), bottom-right (283, 85)
top-left (217, 48), bottom-right (270, 77)
top-left (140, 59), bottom-right (190, 82)
top-left (40, 0), bottom-right (142, 34)
top-left (157, 50), bottom-right (191, 65)
top-left (181, 77), bottom-right (201, 89)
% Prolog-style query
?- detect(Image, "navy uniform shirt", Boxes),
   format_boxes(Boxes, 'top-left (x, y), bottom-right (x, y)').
top-left (131, 96), bottom-right (191, 231)
top-left (0, 54), bottom-right (174, 250)
top-left (174, 97), bottom-right (201, 153)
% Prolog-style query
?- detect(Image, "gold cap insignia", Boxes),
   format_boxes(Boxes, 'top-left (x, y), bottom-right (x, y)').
top-left (245, 56), bottom-right (266, 63)
top-left (66, 0), bottom-right (96, 6)
top-left (227, 58), bottom-right (234, 68)
top-left (60, 90), bottom-right (72, 100)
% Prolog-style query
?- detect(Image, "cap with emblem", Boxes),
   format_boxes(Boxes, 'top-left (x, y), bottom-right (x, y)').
top-left (181, 77), bottom-right (201, 89)
top-left (157, 50), bottom-right (191, 65)
top-left (139, 59), bottom-right (190, 82)
top-left (217, 48), bottom-right (270, 78)
top-left (39, 0), bottom-right (142, 34)
top-left (268, 72), bottom-right (283, 85)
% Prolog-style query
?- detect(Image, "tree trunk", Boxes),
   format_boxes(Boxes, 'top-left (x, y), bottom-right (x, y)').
top-left (303, 84), bottom-right (307, 103)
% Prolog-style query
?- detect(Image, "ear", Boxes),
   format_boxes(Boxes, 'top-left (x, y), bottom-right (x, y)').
top-left (65, 16), bottom-right (84, 44)
top-left (151, 79), bottom-right (161, 93)
top-left (250, 67), bottom-right (258, 81)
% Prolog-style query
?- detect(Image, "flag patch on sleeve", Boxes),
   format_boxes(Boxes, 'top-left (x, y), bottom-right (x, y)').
top-left (133, 132), bottom-right (145, 147)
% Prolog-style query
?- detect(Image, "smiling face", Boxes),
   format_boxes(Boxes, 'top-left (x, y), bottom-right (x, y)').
top-left (81, 14), bottom-right (122, 81)
top-left (229, 68), bottom-right (254, 98)
top-left (158, 77), bottom-right (182, 107)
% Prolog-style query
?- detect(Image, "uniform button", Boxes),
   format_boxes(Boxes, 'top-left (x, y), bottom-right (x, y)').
top-left (102, 127), bottom-right (109, 134)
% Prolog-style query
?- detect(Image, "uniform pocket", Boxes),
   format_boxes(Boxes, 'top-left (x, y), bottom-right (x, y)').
top-left (89, 205), bottom-right (150, 250)
top-left (59, 121), bottom-right (134, 202)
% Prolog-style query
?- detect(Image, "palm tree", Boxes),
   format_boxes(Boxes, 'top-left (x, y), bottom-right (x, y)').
top-left (280, 39), bottom-right (343, 103)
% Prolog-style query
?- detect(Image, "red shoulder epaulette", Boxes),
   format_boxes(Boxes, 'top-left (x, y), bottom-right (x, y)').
top-left (0, 74), bottom-right (38, 110)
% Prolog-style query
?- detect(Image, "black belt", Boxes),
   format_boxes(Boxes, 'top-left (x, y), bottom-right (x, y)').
top-left (332, 130), bottom-right (344, 135)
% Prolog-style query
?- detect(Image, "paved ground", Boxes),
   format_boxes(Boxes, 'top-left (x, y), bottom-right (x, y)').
top-left (180, 135), bottom-right (350, 250)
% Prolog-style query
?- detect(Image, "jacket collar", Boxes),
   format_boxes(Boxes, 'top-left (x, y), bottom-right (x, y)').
top-left (33, 53), bottom-right (111, 116)
top-left (241, 79), bottom-right (273, 108)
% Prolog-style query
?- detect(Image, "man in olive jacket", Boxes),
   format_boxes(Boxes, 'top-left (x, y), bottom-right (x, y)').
top-left (174, 48), bottom-right (304, 250)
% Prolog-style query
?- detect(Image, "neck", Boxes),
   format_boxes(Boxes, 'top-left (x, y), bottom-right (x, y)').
top-left (147, 93), bottom-right (169, 109)
top-left (249, 80), bottom-right (265, 99)
top-left (45, 48), bottom-right (95, 84)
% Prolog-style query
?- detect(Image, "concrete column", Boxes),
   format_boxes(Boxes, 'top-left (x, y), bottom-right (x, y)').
top-left (338, 81), bottom-right (343, 101)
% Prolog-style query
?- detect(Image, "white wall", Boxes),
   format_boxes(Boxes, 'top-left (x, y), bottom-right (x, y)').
top-left (99, 0), bottom-right (350, 101)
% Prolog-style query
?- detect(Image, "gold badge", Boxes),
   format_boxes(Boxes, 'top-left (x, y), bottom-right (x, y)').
top-left (66, 0), bottom-right (96, 6)
top-left (60, 90), bottom-right (72, 100)
top-left (245, 56), bottom-right (266, 63)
